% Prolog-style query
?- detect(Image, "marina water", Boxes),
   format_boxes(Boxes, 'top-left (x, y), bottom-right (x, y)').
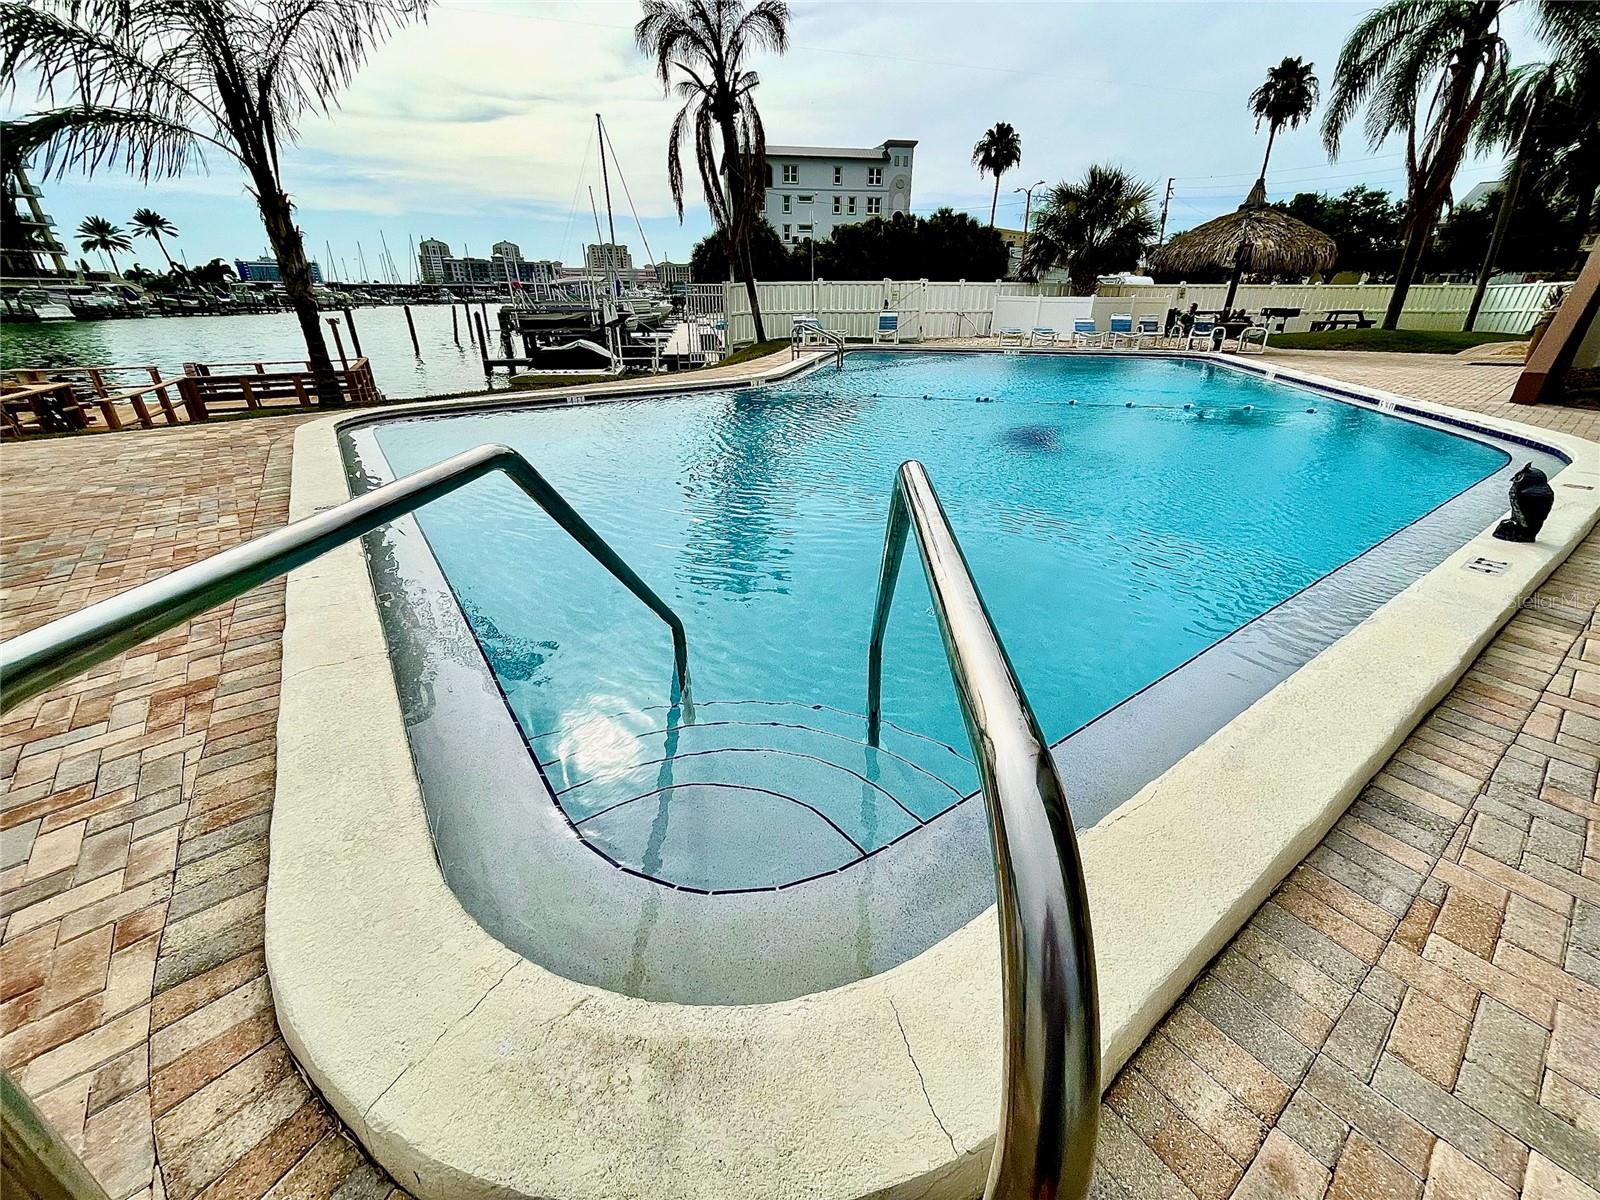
top-left (0, 304), bottom-right (516, 400)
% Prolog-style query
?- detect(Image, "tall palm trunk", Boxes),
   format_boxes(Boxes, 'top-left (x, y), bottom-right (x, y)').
top-left (254, 178), bottom-right (343, 406)
top-left (715, 109), bottom-right (766, 343)
top-left (152, 234), bottom-right (176, 270)
top-left (990, 173), bottom-right (1001, 227)
top-left (1258, 125), bottom-right (1279, 180)
top-left (1384, 207), bottom-right (1431, 328)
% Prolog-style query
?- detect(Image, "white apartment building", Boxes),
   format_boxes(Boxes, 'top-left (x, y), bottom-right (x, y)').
top-left (763, 139), bottom-right (916, 245)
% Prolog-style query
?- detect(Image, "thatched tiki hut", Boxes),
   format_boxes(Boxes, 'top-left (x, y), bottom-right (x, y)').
top-left (1151, 179), bottom-right (1336, 312)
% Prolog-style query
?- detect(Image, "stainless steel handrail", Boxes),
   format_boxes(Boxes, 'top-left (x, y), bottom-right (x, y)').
top-left (865, 460), bottom-right (1098, 1200)
top-left (0, 443), bottom-right (691, 716)
top-left (791, 322), bottom-right (845, 368)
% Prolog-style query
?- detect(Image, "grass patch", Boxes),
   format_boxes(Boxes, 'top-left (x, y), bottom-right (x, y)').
top-left (1268, 328), bottom-right (1524, 354)
top-left (716, 339), bottom-right (791, 367)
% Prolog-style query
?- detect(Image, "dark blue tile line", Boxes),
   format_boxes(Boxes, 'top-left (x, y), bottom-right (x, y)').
top-left (1206, 356), bottom-right (1570, 464)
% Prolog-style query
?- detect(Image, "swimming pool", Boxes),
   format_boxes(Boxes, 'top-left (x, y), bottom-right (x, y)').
top-left (344, 350), bottom-right (1544, 1002)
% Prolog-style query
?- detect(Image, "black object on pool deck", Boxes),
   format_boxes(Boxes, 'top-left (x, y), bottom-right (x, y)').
top-left (1494, 462), bottom-right (1555, 542)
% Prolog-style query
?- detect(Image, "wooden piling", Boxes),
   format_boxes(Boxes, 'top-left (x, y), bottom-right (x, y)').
top-left (403, 304), bottom-right (421, 357)
top-left (473, 313), bottom-right (491, 375)
top-left (341, 307), bottom-right (363, 357)
top-left (451, 305), bottom-right (461, 347)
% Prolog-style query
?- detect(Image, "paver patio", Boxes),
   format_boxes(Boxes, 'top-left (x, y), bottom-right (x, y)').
top-left (1, 349), bottom-right (1596, 1200)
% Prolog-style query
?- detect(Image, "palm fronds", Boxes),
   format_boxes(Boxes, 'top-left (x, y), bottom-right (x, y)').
top-left (1250, 56), bottom-right (1319, 134)
top-left (973, 122), bottom-right (1022, 178)
top-left (0, 0), bottom-right (430, 405)
top-left (637, 0), bottom-right (789, 340)
top-left (1023, 164), bottom-right (1157, 291)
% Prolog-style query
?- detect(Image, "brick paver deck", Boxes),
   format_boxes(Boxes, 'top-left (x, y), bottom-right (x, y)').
top-left (1, 353), bottom-right (1595, 1200)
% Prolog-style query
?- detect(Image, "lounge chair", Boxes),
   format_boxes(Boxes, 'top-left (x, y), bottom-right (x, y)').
top-left (998, 326), bottom-right (1026, 346)
top-left (1107, 313), bottom-right (1134, 347)
top-left (1186, 319), bottom-right (1221, 351)
top-left (1129, 314), bottom-right (1163, 348)
top-left (1030, 327), bottom-right (1059, 347)
top-left (1236, 325), bottom-right (1270, 354)
top-left (1071, 319), bottom-right (1105, 348)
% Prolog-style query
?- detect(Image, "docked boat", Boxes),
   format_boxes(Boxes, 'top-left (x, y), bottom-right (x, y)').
top-left (5, 287), bottom-right (76, 321)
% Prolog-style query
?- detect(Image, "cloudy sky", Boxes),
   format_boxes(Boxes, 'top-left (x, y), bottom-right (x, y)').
top-left (5, 0), bottom-right (1552, 280)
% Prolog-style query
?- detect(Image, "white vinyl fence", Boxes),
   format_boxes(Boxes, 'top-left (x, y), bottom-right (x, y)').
top-left (703, 277), bottom-right (1565, 345)
top-left (1095, 280), bottom-right (1566, 335)
top-left (722, 279), bottom-right (999, 344)
top-left (992, 294), bottom-right (1093, 334)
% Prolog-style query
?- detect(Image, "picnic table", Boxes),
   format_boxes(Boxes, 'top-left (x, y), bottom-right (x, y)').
top-left (1310, 308), bottom-right (1375, 331)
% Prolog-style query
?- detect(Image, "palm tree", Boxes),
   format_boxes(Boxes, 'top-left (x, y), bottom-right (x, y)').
top-left (1248, 57), bottom-right (1318, 183)
top-left (76, 215), bottom-right (131, 275)
top-left (190, 257), bottom-right (238, 292)
top-left (1476, 41), bottom-right (1600, 277)
top-left (1022, 165), bottom-right (1157, 294)
top-left (972, 122), bottom-right (1022, 227)
top-left (636, 0), bottom-right (788, 344)
top-left (1322, 0), bottom-right (1589, 330)
top-left (0, 0), bottom-right (429, 406)
top-left (130, 207), bottom-right (179, 268)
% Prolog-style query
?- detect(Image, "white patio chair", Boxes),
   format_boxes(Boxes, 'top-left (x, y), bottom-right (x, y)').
top-left (1186, 319), bottom-right (1222, 351)
top-left (1071, 319), bottom-right (1105, 348)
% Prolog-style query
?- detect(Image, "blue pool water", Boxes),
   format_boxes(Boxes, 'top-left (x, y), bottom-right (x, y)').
top-left (368, 352), bottom-right (1507, 894)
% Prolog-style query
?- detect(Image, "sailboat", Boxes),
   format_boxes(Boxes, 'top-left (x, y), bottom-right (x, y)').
top-left (497, 114), bottom-right (679, 374)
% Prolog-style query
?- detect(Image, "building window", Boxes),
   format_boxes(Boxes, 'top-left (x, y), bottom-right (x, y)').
top-left (832, 195), bottom-right (841, 214)
top-left (797, 224), bottom-right (812, 238)
top-left (782, 224), bottom-right (791, 241)
top-left (868, 167), bottom-right (883, 186)
top-left (833, 166), bottom-right (842, 185)
top-left (782, 194), bottom-right (791, 214)
top-left (847, 196), bottom-right (857, 214)
top-left (782, 164), bottom-right (798, 184)
top-left (798, 194), bottom-right (813, 204)
top-left (867, 196), bottom-right (881, 215)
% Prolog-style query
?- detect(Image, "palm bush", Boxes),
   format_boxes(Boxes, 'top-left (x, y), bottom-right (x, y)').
top-left (972, 122), bottom-right (1022, 227)
top-left (637, 0), bottom-right (789, 343)
top-left (1021, 166), bottom-right (1157, 294)
top-left (0, 0), bottom-right (430, 404)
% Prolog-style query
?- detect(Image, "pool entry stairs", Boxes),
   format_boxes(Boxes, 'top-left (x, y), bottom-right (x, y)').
top-left (0, 446), bottom-right (1101, 1200)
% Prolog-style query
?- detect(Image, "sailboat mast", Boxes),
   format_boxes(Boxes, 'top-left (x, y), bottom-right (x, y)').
top-left (596, 113), bottom-right (620, 290)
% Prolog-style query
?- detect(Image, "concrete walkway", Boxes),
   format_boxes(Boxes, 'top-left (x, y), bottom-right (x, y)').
top-left (0, 351), bottom-right (1595, 1200)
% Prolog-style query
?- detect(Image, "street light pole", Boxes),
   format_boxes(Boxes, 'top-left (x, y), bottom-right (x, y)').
top-left (1015, 180), bottom-right (1045, 279)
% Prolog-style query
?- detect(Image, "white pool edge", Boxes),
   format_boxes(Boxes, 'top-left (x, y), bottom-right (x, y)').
top-left (266, 350), bottom-right (1600, 1200)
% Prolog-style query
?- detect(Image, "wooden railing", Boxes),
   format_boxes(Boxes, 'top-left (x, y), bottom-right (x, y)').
top-left (2, 365), bottom-right (183, 435)
top-left (2, 359), bottom-right (382, 438)
top-left (178, 358), bottom-right (380, 417)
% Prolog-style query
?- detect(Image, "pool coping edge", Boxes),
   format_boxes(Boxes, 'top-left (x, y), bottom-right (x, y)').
top-left (266, 349), bottom-right (1600, 1200)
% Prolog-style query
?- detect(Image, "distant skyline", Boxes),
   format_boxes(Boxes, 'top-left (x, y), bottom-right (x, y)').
top-left (4, 0), bottom-right (1550, 281)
